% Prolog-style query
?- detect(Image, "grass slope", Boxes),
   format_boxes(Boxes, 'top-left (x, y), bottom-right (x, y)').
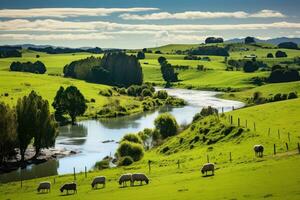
top-left (1, 98), bottom-right (300, 200)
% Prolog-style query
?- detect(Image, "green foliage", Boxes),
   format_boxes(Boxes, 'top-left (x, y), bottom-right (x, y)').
top-left (99, 88), bottom-right (113, 97)
top-left (0, 46), bottom-right (21, 58)
top-left (63, 53), bottom-right (143, 87)
top-left (137, 51), bottom-right (145, 59)
top-left (120, 133), bottom-right (143, 144)
top-left (127, 84), bottom-right (154, 97)
top-left (141, 88), bottom-right (153, 97)
top-left (117, 141), bottom-right (144, 161)
top-left (205, 37), bottom-right (224, 44)
top-left (245, 36), bottom-right (255, 44)
top-left (275, 50), bottom-right (287, 58)
top-left (10, 61), bottom-right (47, 74)
top-left (154, 113), bottom-right (179, 139)
top-left (158, 57), bottom-right (178, 83)
top-left (94, 159), bottom-right (110, 170)
top-left (118, 156), bottom-right (134, 166)
top-left (154, 90), bottom-right (168, 99)
top-left (267, 53), bottom-right (274, 58)
top-left (97, 99), bottom-right (128, 117)
top-left (188, 46), bottom-right (229, 56)
top-left (165, 96), bottom-right (185, 106)
top-left (278, 42), bottom-right (298, 50)
top-left (268, 68), bottom-right (300, 83)
top-left (193, 106), bottom-right (218, 122)
top-left (52, 86), bottom-right (87, 124)
top-left (0, 102), bottom-right (17, 163)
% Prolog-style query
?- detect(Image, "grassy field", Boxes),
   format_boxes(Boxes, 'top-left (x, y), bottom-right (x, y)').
top-left (1, 98), bottom-right (300, 200)
top-left (0, 71), bottom-right (142, 116)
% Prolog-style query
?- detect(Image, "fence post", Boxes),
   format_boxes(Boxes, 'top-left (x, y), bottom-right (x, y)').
top-left (298, 143), bottom-right (300, 154)
top-left (278, 130), bottom-right (280, 139)
top-left (232, 106), bottom-right (234, 111)
top-left (288, 132), bottom-right (290, 142)
top-left (273, 144), bottom-right (276, 155)
top-left (245, 120), bottom-right (247, 128)
top-left (85, 166), bottom-right (87, 178)
top-left (54, 177), bottom-right (56, 184)
top-left (73, 167), bottom-right (76, 181)
top-left (268, 128), bottom-right (270, 136)
top-left (20, 170), bottom-right (22, 188)
top-left (229, 152), bottom-right (232, 162)
top-left (285, 143), bottom-right (289, 151)
top-left (177, 160), bottom-right (180, 169)
top-left (148, 160), bottom-right (151, 173)
top-left (207, 155), bottom-right (210, 163)
top-left (238, 118), bottom-right (240, 127)
top-left (254, 122), bottom-right (256, 131)
top-left (230, 116), bottom-right (233, 125)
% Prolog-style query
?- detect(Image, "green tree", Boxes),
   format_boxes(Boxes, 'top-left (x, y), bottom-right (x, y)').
top-left (117, 141), bottom-right (144, 161)
top-left (154, 113), bottom-right (179, 139)
top-left (63, 86), bottom-right (87, 124)
top-left (0, 103), bottom-right (17, 164)
top-left (120, 133), bottom-right (143, 144)
top-left (137, 51), bottom-right (145, 59)
top-left (52, 86), bottom-right (67, 123)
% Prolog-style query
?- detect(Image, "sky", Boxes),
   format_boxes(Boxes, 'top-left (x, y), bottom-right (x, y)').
top-left (0, 0), bottom-right (300, 48)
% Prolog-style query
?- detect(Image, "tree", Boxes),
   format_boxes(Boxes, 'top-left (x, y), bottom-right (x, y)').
top-left (0, 103), bottom-right (17, 164)
top-left (137, 51), bottom-right (145, 59)
top-left (120, 133), bottom-right (143, 144)
top-left (33, 97), bottom-right (58, 157)
top-left (267, 53), bottom-right (274, 58)
top-left (10, 61), bottom-right (47, 74)
top-left (243, 61), bottom-right (259, 72)
top-left (245, 36), bottom-right (255, 44)
top-left (278, 42), bottom-right (298, 50)
top-left (154, 113), bottom-right (178, 139)
top-left (275, 50), bottom-right (287, 58)
top-left (268, 68), bottom-right (300, 83)
top-left (62, 86), bottom-right (87, 124)
top-left (52, 86), bottom-right (67, 123)
top-left (158, 56), bottom-right (167, 65)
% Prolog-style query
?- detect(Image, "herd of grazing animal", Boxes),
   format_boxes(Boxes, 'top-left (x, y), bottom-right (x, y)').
top-left (37, 144), bottom-right (264, 195)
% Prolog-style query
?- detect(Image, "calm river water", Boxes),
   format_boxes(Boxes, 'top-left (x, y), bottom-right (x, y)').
top-left (0, 88), bottom-right (244, 183)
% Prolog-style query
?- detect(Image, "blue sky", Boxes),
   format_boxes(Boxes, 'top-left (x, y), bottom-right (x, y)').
top-left (0, 0), bottom-right (300, 48)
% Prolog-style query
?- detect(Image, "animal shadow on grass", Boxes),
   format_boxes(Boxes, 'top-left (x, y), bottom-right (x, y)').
top-left (59, 193), bottom-right (76, 196)
top-left (93, 186), bottom-right (105, 190)
top-left (36, 192), bottom-right (50, 195)
top-left (202, 174), bottom-right (214, 178)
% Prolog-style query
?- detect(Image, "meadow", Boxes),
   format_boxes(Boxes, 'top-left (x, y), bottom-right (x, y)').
top-left (1, 42), bottom-right (300, 199)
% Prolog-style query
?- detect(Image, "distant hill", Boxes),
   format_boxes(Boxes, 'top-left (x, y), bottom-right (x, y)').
top-left (226, 37), bottom-right (300, 45)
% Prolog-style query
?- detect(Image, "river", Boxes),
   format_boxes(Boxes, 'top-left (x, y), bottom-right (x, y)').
top-left (0, 88), bottom-right (244, 183)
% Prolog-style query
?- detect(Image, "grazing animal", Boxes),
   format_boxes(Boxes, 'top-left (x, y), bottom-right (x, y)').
top-left (91, 176), bottom-right (106, 189)
top-left (201, 163), bottom-right (215, 176)
top-left (254, 145), bottom-right (264, 157)
top-left (60, 182), bottom-right (77, 194)
top-left (37, 181), bottom-right (51, 193)
top-left (131, 173), bottom-right (149, 186)
top-left (119, 174), bottom-right (132, 187)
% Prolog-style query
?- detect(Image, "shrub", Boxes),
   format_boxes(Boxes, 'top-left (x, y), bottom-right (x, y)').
top-left (154, 113), bottom-right (179, 139)
top-left (273, 93), bottom-right (282, 101)
top-left (288, 92), bottom-right (298, 99)
top-left (271, 65), bottom-right (283, 71)
top-left (137, 51), bottom-right (145, 59)
top-left (118, 156), bottom-right (134, 166)
top-left (119, 87), bottom-right (127, 95)
top-left (275, 50), bottom-right (287, 58)
top-left (154, 90), bottom-right (168, 99)
top-left (117, 141), bottom-right (144, 161)
top-left (267, 53), bottom-right (274, 58)
top-left (95, 159), bottom-right (110, 170)
top-left (141, 89), bottom-right (153, 97)
top-left (268, 68), bottom-right (300, 83)
top-left (243, 61), bottom-right (259, 72)
top-left (90, 98), bottom-right (96, 103)
top-left (99, 89), bottom-right (113, 97)
top-left (121, 133), bottom-right (143, 144)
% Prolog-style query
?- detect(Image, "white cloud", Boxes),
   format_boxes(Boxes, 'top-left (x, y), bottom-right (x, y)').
top-left (0, 33), bottom-right (113, 41)
top-left (120, 9), bottom-right (286, 20)
top-left (0, 7), bottom-right (159, 18)
top-left (0, 19), bottom-right (299, 33)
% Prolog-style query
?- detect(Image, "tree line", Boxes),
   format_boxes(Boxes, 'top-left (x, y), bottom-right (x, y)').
top-left (10, 61), bottom-right (47, 74)
top-left (0, 46), bottom-right (22, 58)
top-left (158, 56), bottom-right (179, 84)
top-left (0, 91), bottom-right (58, 165)
top-left (188, 46), bottom-right (229, 56)
top-left (28, 46), bottom-right (103, 54)
top-left (63, 52), bottom-right (143, 87)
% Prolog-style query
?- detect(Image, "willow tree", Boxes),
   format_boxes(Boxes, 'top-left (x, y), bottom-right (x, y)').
top-left (0, 102), bottom-right (17, 164)
top-left (16, 91), bottom-right (58, 161)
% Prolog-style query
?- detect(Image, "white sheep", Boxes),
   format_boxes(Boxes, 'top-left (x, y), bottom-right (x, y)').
top-left (254, 144), bottom-right (264, 157)
top-left (91, 176), bottom-right (106, 189)
top-left (131, 173), bottom-right (149, 186)
top-left (37, 181), bottom-right (51, 193)
top-left (119, 174), bottom-right (132, 187)
top-left (201, 163), bottom-right (215, 176)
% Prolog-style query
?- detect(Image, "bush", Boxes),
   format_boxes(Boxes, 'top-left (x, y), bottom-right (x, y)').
top-left (95, 159), bottom-right (110, 170)
top-left (10, 61), bottom-right (47, 74)
top-left (245, 36), bottom-right (255, 44)
top-left (273, 93), bottom-right (282, 101)
top-left (243, 61), bottom-right (259, 72)
top-left (288, 92), bottom-right (298, 99)
top-left (137, 51), bottom-right (145, 59)
top-left (90, 98), bottom-right (96, 103)
top-left (154, 113), bottom-right (179, 139)
top-left (141, 89), bottom-right (153, 97)
top-left (205, 37), bottom-right (224, 44)
top-left (99, 89), bottom-right (113, 97)
top-left (275, 50), bottom-right (287, 58)
top-left (267, 53), bottom-right (274, 58)
top-left (118, 156), bottom-right (134, 166)
top-left (121, 133), bottom-right (143, 144)
top-left (118, 87), bottom-right (127, 95)
top-left (154, 90), bottom-right (168, 99)
top-left (117, 141), bottom-right (144, 161)
top-left (268, 68), bottom-right (300, 83)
